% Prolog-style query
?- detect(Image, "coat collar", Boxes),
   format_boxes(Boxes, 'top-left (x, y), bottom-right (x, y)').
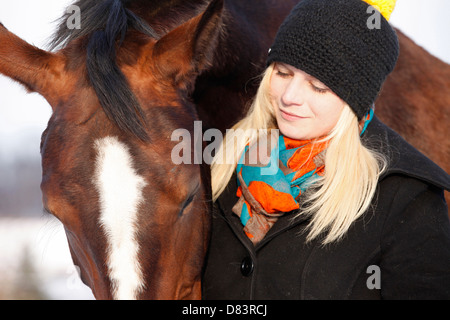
top-left (365, 116), bottom-right (450, 191)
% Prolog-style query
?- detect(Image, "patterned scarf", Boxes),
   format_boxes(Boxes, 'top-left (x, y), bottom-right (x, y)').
top-left (232, 110), bottom-right (374, 245)
top-left (232, 133), bottom-right (327, 244)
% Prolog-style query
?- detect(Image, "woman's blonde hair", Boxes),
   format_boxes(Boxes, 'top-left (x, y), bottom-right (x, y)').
top-left (211, 64), bottom-right (387, 244)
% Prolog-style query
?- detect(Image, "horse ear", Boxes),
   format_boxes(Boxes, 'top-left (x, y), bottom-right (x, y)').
top-left (151, 0), bottom-right (224, 91)
top-left (0, 23), bottom-right (67, 110)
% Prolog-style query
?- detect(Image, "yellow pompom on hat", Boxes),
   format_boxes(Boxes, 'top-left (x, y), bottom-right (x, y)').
top-left (363, 0), bottom-right (397, 21)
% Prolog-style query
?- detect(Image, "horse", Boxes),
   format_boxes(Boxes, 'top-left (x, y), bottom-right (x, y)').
top-left (377, 29), bottom-right (450, 208)
top-left (0, 0), bottom-right (299, 299)
top-left (0, 0), bottom-right (448, 300)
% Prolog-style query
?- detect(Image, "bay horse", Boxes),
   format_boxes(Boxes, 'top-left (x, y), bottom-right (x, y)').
top-left (0, 0), bottom-right (299, 299)
top-left (0, 0), bottom-right (448, 300)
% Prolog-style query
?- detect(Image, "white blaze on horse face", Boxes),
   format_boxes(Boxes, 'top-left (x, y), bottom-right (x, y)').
top-left (94, 136), bottom-right (147, 300)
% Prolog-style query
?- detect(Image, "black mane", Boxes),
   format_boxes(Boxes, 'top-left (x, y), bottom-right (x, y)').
top-left (49, 0), bottom-right (159, 50)
top-left (50, 0), bottom-right (159, 142)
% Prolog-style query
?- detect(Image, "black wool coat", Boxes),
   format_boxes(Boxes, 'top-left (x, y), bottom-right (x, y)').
top-left (202, 116), bottom-right (450, 300)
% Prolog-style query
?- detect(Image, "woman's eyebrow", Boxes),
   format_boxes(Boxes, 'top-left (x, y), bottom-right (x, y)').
top-left (275, 62), bottom-right (291, 70)
top-left (306, 75), bottom-right (329, 88)
top-left (277, 62), bottom-right (329, 88)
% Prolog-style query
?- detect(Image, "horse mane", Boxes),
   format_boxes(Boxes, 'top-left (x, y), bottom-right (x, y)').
top-left (50, 0), bottom-right (160, 142)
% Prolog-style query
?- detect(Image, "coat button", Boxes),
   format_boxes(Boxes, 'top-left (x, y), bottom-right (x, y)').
top-left (241, 256), bottom-right (254, 277)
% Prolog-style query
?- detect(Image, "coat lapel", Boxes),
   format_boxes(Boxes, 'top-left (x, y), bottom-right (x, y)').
top-left (365, 116), bottom-right (450, 191)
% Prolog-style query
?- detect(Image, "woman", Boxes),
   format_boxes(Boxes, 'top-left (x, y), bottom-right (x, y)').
top-left (202, 0), bottom-right (450, 299)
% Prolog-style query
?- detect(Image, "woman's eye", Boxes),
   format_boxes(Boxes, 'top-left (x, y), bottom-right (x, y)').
top-left (276, 70), bottom-right (290, 78)
top-left (310, 83), bottom-right (329, 94)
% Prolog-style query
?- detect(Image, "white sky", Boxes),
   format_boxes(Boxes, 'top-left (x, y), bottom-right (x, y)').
top-left (0, 0), bottom-right (72, 162)
top-left (0, 0), bottom-right (449, 162)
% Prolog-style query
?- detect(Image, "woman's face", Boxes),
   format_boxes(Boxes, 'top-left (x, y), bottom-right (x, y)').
top-left (270, 63), bottom-right (345, 140)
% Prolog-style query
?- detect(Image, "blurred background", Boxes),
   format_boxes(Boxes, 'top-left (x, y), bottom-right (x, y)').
top-left (0, 0), bottom-right (449, 300)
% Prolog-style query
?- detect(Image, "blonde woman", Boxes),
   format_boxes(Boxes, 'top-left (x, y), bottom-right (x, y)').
top-left (202, 0), bottom-right (450, 299)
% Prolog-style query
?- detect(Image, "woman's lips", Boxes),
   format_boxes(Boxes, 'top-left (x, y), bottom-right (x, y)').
top-left (280, 109), bottom-right (307, 121)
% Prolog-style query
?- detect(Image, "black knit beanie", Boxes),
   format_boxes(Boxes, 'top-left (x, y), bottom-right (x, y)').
top-left (267, 0), bottom-right (400, 120)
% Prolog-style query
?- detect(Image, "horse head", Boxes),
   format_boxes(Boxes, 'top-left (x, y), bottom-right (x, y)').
top-left (0, 0), bottom-right (225, 299)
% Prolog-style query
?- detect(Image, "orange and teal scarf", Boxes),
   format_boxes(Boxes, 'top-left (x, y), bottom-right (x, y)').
top-left (232, 110), bottom-right (373, 245)
top-left (232, 134), bottom-right (327, 244)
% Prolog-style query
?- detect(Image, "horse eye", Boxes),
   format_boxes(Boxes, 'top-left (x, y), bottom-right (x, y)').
top-left (180, 193), bottom-right (195, 216)
top-left (179, 184), bottom-right (200, 216)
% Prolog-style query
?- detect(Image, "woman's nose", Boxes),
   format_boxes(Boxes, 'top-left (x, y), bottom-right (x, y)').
top-left (281, 77), bottom-right (305, 107)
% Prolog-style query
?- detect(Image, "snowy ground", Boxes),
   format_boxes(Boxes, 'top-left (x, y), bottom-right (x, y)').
top-left (0, 216), bottom-right (94, 300)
